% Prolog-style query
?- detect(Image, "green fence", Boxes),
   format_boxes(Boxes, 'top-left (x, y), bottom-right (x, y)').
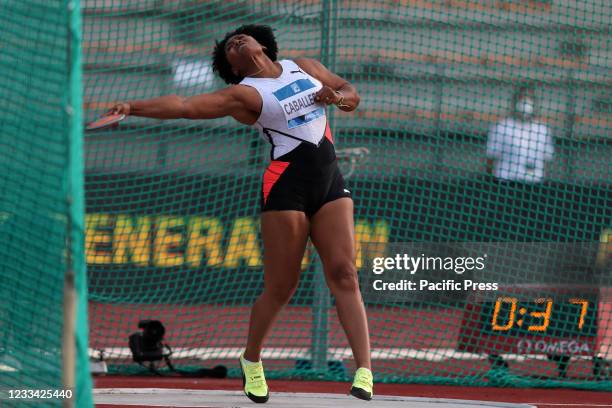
top-left (0, 0), bottom-right (92, 406)
top-left (82, 0), bottom-right (611, 390)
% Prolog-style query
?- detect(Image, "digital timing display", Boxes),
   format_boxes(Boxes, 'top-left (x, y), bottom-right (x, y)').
top-left (457, 286), bottom-right (601, 355)
top-left (480, 296), bottom-right (598, 337)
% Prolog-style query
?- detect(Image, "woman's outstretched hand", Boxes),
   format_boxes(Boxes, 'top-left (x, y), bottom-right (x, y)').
top-left (107, 102), bottom-right (131, 116)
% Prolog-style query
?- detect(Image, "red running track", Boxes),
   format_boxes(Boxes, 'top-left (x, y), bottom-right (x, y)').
top-left (91, 301), bottom-right (612, 407)
top-left (89, 302), bottom-right (610, 379)
top-left (89, 303), bottom-right (459, 349)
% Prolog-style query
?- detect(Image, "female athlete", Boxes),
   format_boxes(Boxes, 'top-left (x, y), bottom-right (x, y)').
top-left (110, 25), bottom-right (373, 403)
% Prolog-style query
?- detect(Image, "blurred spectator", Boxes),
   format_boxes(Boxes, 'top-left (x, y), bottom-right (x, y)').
top-left (486, 86), bottom-right (554, 183)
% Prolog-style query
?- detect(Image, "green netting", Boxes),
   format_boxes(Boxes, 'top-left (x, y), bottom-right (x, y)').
top-left (82, 0), bottom-right (611, 390)
top-left (0, 0), bottom-right (92, 406)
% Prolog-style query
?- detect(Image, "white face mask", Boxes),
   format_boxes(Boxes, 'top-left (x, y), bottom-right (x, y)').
top-left (516, 98), bottom-right (534, 115)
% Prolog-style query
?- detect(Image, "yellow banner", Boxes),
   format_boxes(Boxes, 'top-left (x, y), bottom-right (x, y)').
top-left (85, 214), bottom-right (389, 269)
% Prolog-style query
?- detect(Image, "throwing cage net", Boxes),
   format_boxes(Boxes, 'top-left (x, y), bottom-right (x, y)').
top-left (14, 0), bottom-right (606, 391)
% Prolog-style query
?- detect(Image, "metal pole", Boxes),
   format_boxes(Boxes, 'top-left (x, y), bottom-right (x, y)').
top-left (62, 239), bottom-right (76, 408)
top-left (310, 0), bottom-right (336, 374)
top-left (311, 254), bottom-right (331, 373)
top-left (63, 2), bottom-right (77, 405)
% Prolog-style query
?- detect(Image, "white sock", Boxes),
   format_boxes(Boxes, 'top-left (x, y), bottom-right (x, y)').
top-left (241, 354), bottom-right (260, 365)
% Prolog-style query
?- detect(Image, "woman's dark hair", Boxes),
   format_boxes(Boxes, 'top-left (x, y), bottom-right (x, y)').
top-left (212, 25), bottom-right (278, 84)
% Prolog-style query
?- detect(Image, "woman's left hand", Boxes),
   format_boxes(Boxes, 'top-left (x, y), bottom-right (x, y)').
top-left (314, 86), bottom-right (342, 106)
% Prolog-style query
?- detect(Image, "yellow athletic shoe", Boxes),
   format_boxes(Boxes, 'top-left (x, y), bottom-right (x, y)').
top-left (350, 367), bottom-right (373, 401)
top-left (239, 354), bottom-right (269, 403)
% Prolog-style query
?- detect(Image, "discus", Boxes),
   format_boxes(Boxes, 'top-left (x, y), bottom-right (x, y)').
top-left (86, 113), bottom-right (125, 130)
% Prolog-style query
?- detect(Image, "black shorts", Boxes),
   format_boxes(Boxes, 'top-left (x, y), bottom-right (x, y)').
top-left (261, 151), bottom-right (352, 217)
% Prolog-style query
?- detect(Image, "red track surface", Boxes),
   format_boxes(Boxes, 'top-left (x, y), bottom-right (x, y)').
top-left (89, 302), bottom-right (610, 379)
top-left (91, 302), bottom-right (612, 406)
top-left (89, 302), bottom-right (463, 348)
top-left (89, 301), bottom-right (612, 351)
top-left (94, 376), bottom-right (612, 408)
top-left (89, 303), bottom-right (459, 349)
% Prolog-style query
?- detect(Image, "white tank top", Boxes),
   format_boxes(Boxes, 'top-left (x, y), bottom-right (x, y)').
top-left (239, 59), bottom-right (327, 159)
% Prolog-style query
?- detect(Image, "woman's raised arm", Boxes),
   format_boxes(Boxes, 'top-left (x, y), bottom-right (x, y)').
top-left (109, 85), bottom-right (258, 123)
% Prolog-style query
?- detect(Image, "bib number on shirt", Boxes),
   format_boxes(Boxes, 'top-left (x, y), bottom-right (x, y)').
top-left (272, 79), bottom-right (325, 129)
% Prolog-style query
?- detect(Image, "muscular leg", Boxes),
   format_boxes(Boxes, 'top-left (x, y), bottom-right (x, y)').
top-left (309, 198), bottom-right (371, 369)
top-left (243, 211), bottom-right (310, 362)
